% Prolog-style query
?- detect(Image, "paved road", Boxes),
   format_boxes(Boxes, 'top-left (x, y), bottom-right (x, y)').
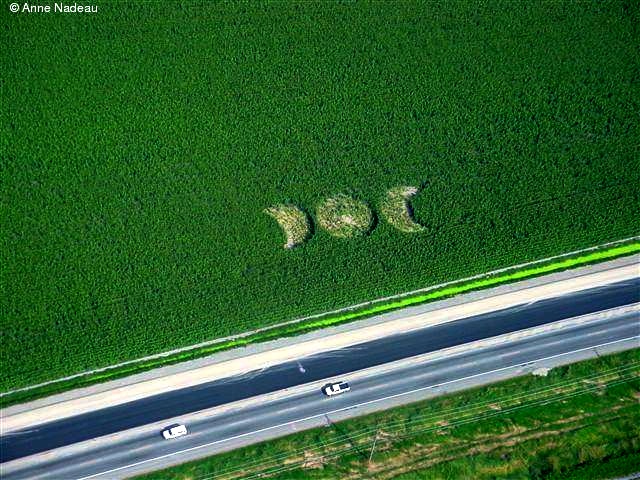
top-left (3, 278), bottom-right (638, 463)
top-left (4, 309), bottom-right (638, 480)
top-left (1, 278), bottom-right (638, 479)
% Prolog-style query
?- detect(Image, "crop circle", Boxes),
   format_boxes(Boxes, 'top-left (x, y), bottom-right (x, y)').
top-left (316, 194), bottom-right (374, 238)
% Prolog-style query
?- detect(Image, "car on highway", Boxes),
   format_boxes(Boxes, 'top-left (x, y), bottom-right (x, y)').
top-left (322, 381), bottom-right (351, 396)
top-left (161, 424), bottom-right (188, 440)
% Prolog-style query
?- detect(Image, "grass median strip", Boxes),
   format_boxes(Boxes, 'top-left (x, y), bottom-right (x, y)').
top-left (2, 241), bottom-right (638, 409)
top-left (136, 349), bottom-right (640, 480)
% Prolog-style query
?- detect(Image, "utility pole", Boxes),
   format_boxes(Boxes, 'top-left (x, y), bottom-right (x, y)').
top-left (324, 414), bottom-right (332, 427)
top-left (368, 430), bottom-right (379, 464)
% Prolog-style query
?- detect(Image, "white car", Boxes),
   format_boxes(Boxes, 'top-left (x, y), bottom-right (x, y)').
top-left (322, 381), bottom-right (351, 396)
top-left (162, 424), bottom-right (188, 440)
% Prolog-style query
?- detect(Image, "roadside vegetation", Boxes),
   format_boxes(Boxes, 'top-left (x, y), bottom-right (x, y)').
top-left (2, 1), bottom-right (639, 395)
top-left (136, 349), bottom-right (640, 480)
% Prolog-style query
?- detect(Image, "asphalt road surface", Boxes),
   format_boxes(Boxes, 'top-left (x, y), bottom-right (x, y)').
top-left (2, 278), bottom-right (639, 479)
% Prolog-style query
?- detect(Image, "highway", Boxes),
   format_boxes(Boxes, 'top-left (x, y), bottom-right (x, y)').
top-left (1, 277), bottom-right (638, 479)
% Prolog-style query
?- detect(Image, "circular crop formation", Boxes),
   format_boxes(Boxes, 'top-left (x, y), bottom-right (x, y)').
top-left (265, 187), bottom-right (424, 248)
top-left (316, 194), bottom-right (374, 238)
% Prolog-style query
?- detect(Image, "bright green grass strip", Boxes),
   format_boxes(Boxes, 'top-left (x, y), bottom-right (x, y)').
top-left (2, 242), bottom-right (637, 408)
top-left (267, 242), bottom-right (640, 335)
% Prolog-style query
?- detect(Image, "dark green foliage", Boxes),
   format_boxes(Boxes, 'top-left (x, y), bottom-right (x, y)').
top-left (546, 452), bottom-right (640, 480)
top-left (1, 1), bottom-right (639, 390)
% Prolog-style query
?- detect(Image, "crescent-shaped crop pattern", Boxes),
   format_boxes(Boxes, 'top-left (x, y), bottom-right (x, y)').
top-left (264, 204), bottom-right (311, 249)
top-left (380, 186), bottom-right (426, 233)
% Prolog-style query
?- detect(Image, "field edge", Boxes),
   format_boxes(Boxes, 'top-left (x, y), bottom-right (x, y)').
top-left (2, 237), bottom-right (639, 408)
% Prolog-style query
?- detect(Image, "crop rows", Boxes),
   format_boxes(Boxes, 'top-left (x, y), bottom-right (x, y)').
top-left (1, 1), bottom-right (639, 391)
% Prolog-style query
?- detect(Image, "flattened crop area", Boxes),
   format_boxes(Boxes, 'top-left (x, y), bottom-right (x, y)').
top-left (1, 1), bottom-right (639, 391)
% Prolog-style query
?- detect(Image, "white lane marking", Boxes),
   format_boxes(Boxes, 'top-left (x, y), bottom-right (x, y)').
top-left (1, 428), bottom-right (39, 437)
top-left (75, 335), bottom-right (640, 480)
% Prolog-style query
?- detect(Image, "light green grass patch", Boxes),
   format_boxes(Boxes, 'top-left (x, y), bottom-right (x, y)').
top-left (2, 240), bottom-right (636, 408)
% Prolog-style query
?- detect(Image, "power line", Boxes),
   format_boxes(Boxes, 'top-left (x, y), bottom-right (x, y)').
top-left (190, 361), bottom-right (639, 480)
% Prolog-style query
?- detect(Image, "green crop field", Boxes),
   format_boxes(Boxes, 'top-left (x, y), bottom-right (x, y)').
top-left (1, 1), bottom-right (639, 392)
